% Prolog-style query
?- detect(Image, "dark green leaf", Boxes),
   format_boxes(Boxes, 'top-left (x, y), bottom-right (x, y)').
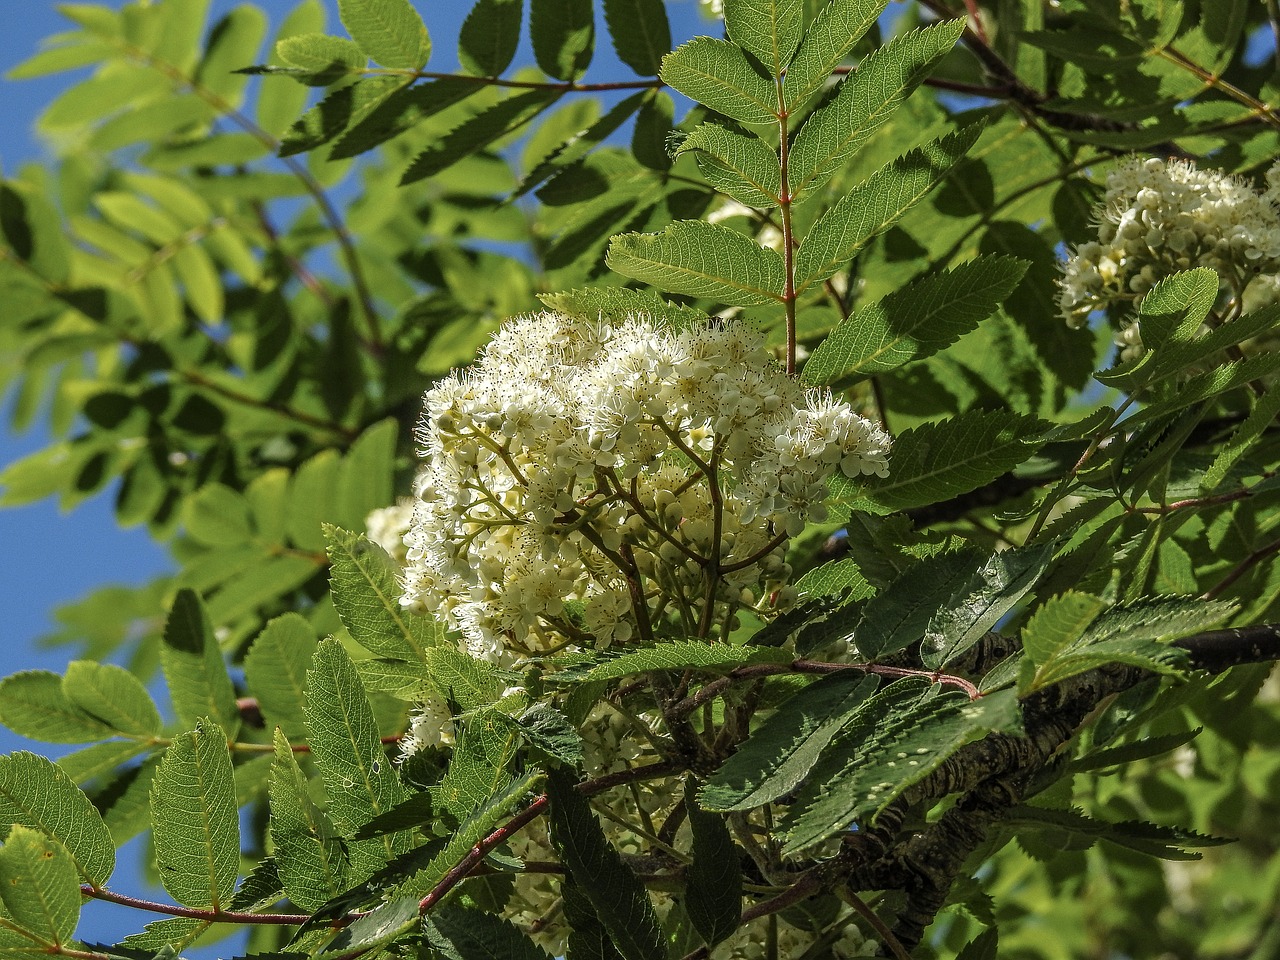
top-left (660, 38), bottom-right (776, 125)
top-left (1005, 805), bottom-right (1233, 861)
top-left (517, 92), bottom-right (648, 198)
top-left (852, 549), bottom-right (985, 660)
top-left (603, 0), bottom-right (671, 76)
top-left (700, 673), bottom-right (877, 811)
top-left (459, 0), bottom-right (522, 76)
top-left (548, 770), bottom-right (666, 960)
top-left (581, 641), bottom-right (791, 683)
top-left (783, 686), bottom-right (1019, 853)
top-left (833, 410), bottom-right (1050, 513)
top-left (160, 589), bottom-right (242, 738)
top-left (519, 704), bottom-right (584, 766)
top-left (425, 904), bottom-right (555, 960)
top-left (531, 0), bottom-right (594, 80)
top-left (607, 220), bottom-right (785, 305)
top-left (920, 543), bottom-right (1053, 670)
top-left (401, 90), bottom-right (560, 185)
top-left (683, 780), bottom-right (741, 948)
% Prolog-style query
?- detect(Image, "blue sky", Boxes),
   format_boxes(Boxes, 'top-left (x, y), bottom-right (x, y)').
top-left (0, 0), bottom-right (712, 952)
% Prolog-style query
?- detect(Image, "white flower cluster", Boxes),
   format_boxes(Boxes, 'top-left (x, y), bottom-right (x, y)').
top-left (365, 497), bottom-right (417, 565)
top-left (400, 312), bottom-right (889, 665)
top-left (1059, 157), bottom-right (1280, 355)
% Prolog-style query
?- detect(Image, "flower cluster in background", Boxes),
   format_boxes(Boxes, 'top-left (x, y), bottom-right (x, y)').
top-left (1059, 156), bottom-right (1280, 358)
top-left (396, 311), bottom-right (890, 666)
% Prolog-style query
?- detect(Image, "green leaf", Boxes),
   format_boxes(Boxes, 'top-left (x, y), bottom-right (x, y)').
top-left (803, 254), bottom-right (1027, 385)
top-left (700, 673), bottom-right (877, 811)
top-left (150, 718), bottom-right (240, 910)
top-left (781, 0), bottom-right (888, 108)
top-left (783, 686), bottom-right (1019, 853)
top-left (1120, 354), bottom-right (1280, 430)
top-left (160, 589), bottom-right (242, 739)
top-left (53, 740), bottom-right (149, 786)
top-left (1020, 592), bottom-right (1108, 667)
top-left (62, 660), bottom-right (162, 738)
top-left (320, 895), bottom-right (419, 955)
top-left (1135, 267), bottom-right (1219, 351)
top-left (659, 38), bottom-right (777, 125)
top-left (459, 0), bottom-right (522, 76)
top-left (725, 0), bottom-right (802, 73)
top-left (603, 0), bottom-right (671, 76)
top-left (270, 729), bottom-right (349, 911)
top-left (0, 825), bottom-right (81, 947)
top-left (607, 220), bottom-right (785, 305)
top-left (305, 639), bottom-right (407, 837)
top-left (674, 122), bottom-right (781, 208)
top-left (0, 752), bottom-right (115, 888)
top-left (683, 780), bottom-right (741, 948)
top-left (517, 92), bottom-right (648, 199)
top-left (835, 410), bottom-right (1050, 513)
top-left (794, 124), bottom-right (985, 291)
top-left (423, 647), bottom-right (504, 709)
top-left (325, 525), bottom-right (441, 661)
top-left (438, 709), bottom-right (520, 816)
top-left (1067, 728), bottom-right (1202, 774)
top-left (1201, 368), bottom-right (1280, 493)
top-left (0, 671), bottom-right (114, 743)
top-left (548, 770), bottom-right (667, 960)
top-left (788, 20), bottom-right (965, 202)
top-left (851, 549), bottom-right (985, 660)
top-left (401, 90), bottom-right (560, 185)
top-left (396, 772), bottom-right (541, 898)
top-left (539, 286), bottom-right (707, 327)
top-left (518, 704), bottom-right (584, 767)
top-left (530, 0), bottom-right (593, 80)
top-left (581, 641), bottom-right (791, 683)
top-left (244, 613), bottom-right (317, 741)
top-left (920, 543), bottom-right (1054, 670)
top-left (425, 904), bottom-right (556, 960)
top-left (276, 32), bottom-right (366, 76)
top-left (1005, 806), bottom-right (1232, 861)
top-left (337, 0), bottom-right (430, 69)
top-left (955, 929), bottom-right (998, 960)
top-left (280, 75), bottom-right (409, 156)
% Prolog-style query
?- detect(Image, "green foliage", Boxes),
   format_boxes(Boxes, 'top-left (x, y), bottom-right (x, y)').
top-left (2, 0), bottom-right (1280, 957)
top-left (149, 719), bottom-right (240, 910)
